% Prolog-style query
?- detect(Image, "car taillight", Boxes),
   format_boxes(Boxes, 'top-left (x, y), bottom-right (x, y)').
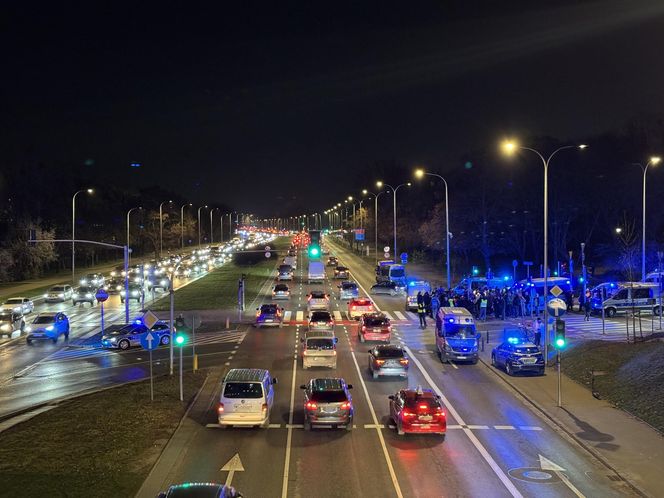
top-left (387, 325), bottom-right (392, 332)
top-left (399, 358), bottom-right (409, 366)
top-left (375, 359), bottom-right (385, 365)
top-left (306, 402), bottom-right (318, 411)
top-left (418, 404), bottom-right (429, 411)
top-left (402, 409), bottom-right (417, 418)
top-left (256, 312), bottom-right (261, 317)
top-left (351, 305), bottom-right (356, 310)
top-left (277, 310), bottom-right (282, 316)
top-left (362, 325), bottom-right (367, 331)
top-left (262, 403), bottom-right (268, 413)
top-left (432, 407), bottom-right (446, 419)
top-left (340, 401), bottom-right (351, 410)
top-left (217, 403), bottom-right (225, 414)
top-left (328, 321), bottom-right (334, 326)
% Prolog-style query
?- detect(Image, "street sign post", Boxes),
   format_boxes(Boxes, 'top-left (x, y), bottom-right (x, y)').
top-left (95, 289), bottom-right (109, 335)
top-left (140, 331), bottom-right (158, 401)
top-left (188, 313), bottom-right (202, 371)
top-left (400, 252), bottom-right (408, 264)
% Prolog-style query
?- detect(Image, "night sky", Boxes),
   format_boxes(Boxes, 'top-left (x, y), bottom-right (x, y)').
top-left (3, 1), bottom-right (664, 215)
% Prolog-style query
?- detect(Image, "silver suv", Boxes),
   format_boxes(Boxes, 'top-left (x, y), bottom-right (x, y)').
top-left (301, 378), bottom-right (354, 431)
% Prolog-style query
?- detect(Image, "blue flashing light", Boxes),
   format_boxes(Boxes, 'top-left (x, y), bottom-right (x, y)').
top-left (507, 337), bottom-right (519, 344)
top-left (503, 276), bottom-right (510, 281)
top-left (578, 277), bottom-right (585, 283)
top-left (134, 319), bottom-right (143, 325)
top-left (409, 282), bottom-right (415, 287)
top-left (609, 283), bottom-right (615, 287)
top-left (566, 280), bottom-right (571, 285)
top-left (553, 271), bottom-right (559, 276)
top-left (448, 318), bottom-right (455, 323)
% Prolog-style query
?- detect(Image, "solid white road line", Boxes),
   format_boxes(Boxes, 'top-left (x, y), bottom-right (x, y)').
top-left (281, 333), bottom-right (299, 497)
top-left (402, 344), bottom-right (523, 498)
top-left (349, 348), bottom-right (403, 498)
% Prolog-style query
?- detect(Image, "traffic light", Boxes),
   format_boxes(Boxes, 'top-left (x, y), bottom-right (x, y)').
top-left (308, 244), bottom-right (320, 258)
top-left (554, 319), bottom-right (566, 348)
top-left (175, 334), bottom-right (186, 346)
top-left (472, 266), bottom-right (479, 276)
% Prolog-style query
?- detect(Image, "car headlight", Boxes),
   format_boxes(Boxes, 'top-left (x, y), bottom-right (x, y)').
top-left (131, 290), bottom-right (139, 296)
top-left (116, 285), bottom-right (122, 291)
top-left (25, 326), bottom-right (32, 332)
top-left (46, 325), bottom-right (54, 331)
top-left (160, 280), bottom-right (167, 286)
top-left (110, 337), bottom-right (117, 342)
top-left (120, 291), bottom-right (126, 296)
top-left (86, 293), bottom-right (92, 298)
top-left (44, 294), bottom-right (49, 298)
top-left (58, 293), bottom-right (64, 298)
top-left (0, 324), bottom-right (11, 331)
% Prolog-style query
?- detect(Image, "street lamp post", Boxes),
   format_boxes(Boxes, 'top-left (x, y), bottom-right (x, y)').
top-left (72, 188), bottom-right (94, 285)
top-left (180, 203), bottom-right (192, 249)
top-left (376, 181), bottom-right (411, 258)
top-left (126, 206), bottom-right (142, 264)
top-left (210, 208), bottom-right (219, 244)
top-left (415, 169), bottom-right (452, 289)
top-left (502, 140), bottom-right (587, 365)
top-left (636, 157), bottom-right (661, 281)
top-left (363, 189), bottom-right (389, 263)
top-left (197, 205), bottom-right (208, 247)
top-left (159, 200), bottom-right (173, 258)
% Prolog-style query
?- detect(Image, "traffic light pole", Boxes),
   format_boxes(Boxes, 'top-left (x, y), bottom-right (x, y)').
top-left (557, 350), bottom-right (562, 407)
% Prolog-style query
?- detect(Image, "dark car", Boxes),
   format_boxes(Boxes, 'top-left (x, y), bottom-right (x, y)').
top-left (72, 285), bottom-right (98, 306)
top-left (0, 310), bottom-right (25, 336)
top-left (301, 378), bottom-right (353, 431)
top-left (368, 344), bottom-right (409, 379)
top-left (389, 387), bottom-right (447, 436)
top-left (491, 339), bottom-right (545, 376)
top-left (79, 273), bottom-right (104, 287)
top-left (121, 282), bottom-right (144, 303)
top-left (333, 266), bottom-right (350, 279)
top-left (26, 312), bottom-right (70, 344)
top-left (327, 256), bottom-right (338, 267)
top-left (104, 276), bottom-right (125, 294)
top-left (157, 482), bottom-right (242, 498)
top-left (255, 304), bottom-right (283, 328)
top-left (370, 281), bottom-right (399, 296)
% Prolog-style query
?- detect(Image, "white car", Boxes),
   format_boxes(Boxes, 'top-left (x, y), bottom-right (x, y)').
top-left (1, 297), bottom-right (34, 314)
top-left (307, 291), bottom-right (330, 312)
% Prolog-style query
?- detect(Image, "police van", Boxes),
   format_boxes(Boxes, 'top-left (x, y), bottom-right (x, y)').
top-left (434, 307), bottom-right (480, 364)
top-left (597, 283), bottom-right (662, 317)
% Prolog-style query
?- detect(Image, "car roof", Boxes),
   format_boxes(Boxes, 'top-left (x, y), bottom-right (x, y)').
top-left (166, 483), bottom-right (224, 497)
top-left (261, 303), bottom-right (278, 309)
top-left (401, 389), bottom-right (437, 401)
top-left (336, 266), bottom-right (348, 270)
top-left (373, 344), bottom-right (403, 352)
top-left (310, 310), bottom-right (331, 318)
top-left (305, 330), bottom-right (335, 339)
top-left (342, 282), bottom-right (357, 287)
top-left (225, 368), bottom-right (268, 382)
top-left (310, 291), bottom-right (326, 297)
top-left (311, 378), bottom-right (345, 391)
top-left (274, 284), bottom-right (289, 289)
top-left (35, 312), bottom-right (58, 319)
top-left (363, 312), bottom-right (387, 320)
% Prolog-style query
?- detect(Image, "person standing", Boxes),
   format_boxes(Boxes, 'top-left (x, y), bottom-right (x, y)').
top-left (479, 295), bottom-right (488, 321)
top-left (534, 317), bottom-right (543, 347)
top-left (423, 291), bottom-right (432, 318)
top-left (417, 300), bottom-right (427, 328)
top-left (584, 290), bottom-right (592, 321)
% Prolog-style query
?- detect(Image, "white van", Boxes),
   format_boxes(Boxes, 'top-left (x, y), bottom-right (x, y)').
top-left (218, 368), bottom-right (277, 428)
top-left (302, 330), bottom-right (337, 369)
top-left (599, 283), bottom-right (662, 317)
top-left (308, 261), bottom-right (325, 284)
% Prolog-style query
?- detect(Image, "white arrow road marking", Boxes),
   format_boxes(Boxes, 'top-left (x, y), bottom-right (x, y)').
top-left (539, 454), bottom-right (586, 498)
top-left (221, 453), bottom-right (245, 487)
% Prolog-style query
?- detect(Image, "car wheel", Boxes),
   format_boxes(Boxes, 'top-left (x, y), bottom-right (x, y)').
top-left (118, 339), bottom-right (130, 350)
top-left (471, 358), bottom-right (478, 365)
top-left (160, 335), bottom-right (170, 346)
top-left (359, 334), bottom-right (365, 343)
top-left (26, 339), bottom-right (32, 345)
top-left (655, 306), bottom-right (661, 316)
top-left (505, 362), bottom-right (514, 376)
top-left (64, 333), bottom-right (69, 341)
top-left (304, 420), bottom-right (311, 431)
top-left (346, 417), bottom-right (353, 431)
top-left (372, 371), bottom-right (378, 380)
top-left (52, 337), bottom-right (58, 344)
top-left (20, 322), bottom-right (25, 333)
top-left (491, 354), bottom-right (497, 366)
top-left (606, 308), bottom-right (616, 318)
top-left (439, 351), bottom-right (446, 364)
top-left (440, 434), bottom-right (446, 441)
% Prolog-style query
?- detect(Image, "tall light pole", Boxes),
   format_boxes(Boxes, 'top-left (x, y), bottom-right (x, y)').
top-left (635, 156), bottom-right (661, 281)
top-left (180, 203), bottom-right (192, 249)
top-left (210, 207), bottom-right (219, 244)
top-left (72, 188), bottom-right (94, 285)
top-left (220, 213), bottom-right (225, 242)
top-left (502, 140), bottom-right (587, 363)
top-left (126, 206), bottom-right (142, 264)
top-left (415, 169), bottom-right (452, 289)
top-left (197, 205), bottom-right (208, 247)
top-left (376, 181), bottom-right (411, 258)
top-left (159, 200), bottom-right (173, 257)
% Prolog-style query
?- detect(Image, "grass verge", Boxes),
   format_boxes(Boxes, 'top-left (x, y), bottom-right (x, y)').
top-left (562, 340), bottom-right (664, 433)
top-left (151, 237), bottom-right (291, 311)
top-left (0, 372), bottom-right (206, 498)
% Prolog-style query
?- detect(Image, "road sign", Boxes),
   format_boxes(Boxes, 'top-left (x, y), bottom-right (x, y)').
top-left (512, 259), bottom-right (518, 268)
top-left (550, 285), bottom-right (563, 297)
top-left (400, 252), bottom-right (408, 264)
top-left (140, 331), bottom-right (159, 351)
top-left (523, 261), bottom-right (533, 266)
top-left (95, 289), bottom-right (109, 302)
top-left (384, 252), bottom-right (390, 259)
top-left (265, 251), bottom-right (271, 258)
top-left (264, 246), bottom-right (271, 251)
top-left (143, 310), bottom-right (160, 329)
top-left (187, 313), bottom-right (202, 329)
top-left (547, 297), bottom-right (567, 317)
top-left (383, 246), bottom-right (390, 253)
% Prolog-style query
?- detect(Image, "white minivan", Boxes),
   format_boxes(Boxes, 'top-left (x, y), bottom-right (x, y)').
top-left (218, 368), bottom-right (277, 428)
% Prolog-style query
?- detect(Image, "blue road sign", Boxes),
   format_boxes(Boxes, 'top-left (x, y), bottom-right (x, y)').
top-left (95, 288), bottom-right (109, 302)
top-left (400, 252), bottom-right (408, 264)
top-left (140, 331), bottom-right (159, 351)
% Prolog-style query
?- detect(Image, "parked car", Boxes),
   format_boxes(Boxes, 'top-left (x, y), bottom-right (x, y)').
top-left (255, 304), bottom-right (283, 327)
top-left (44, 285), bottom-right (73, 302)
top-left (307, 291), bottom-right (330, 311)
top-left (368, 345), bottom-right (409, 379)
top-left (1, 297), bottom-right (34, 314)
top-left (272, 283), bottom-right (291, 300)
top-left (0, 310), bottom-right (25, 336)
top-left (307, 310), bottom-right (335, 332)
top-left (358, 312), bottom-right (392, 343)
top-left (389, 387), bottom-right (446, 436)
top-left (370, 281), bottom-right (400, 296)
top-left (72, 285), bottom-right (98, 306)
top-left (491, 339), bottom-right (545, 376)
top-left (348, 297), bottom-right (374, 319)
top-left (301, 378), bottom-right (353, 431)
top-left (101, 321), bottom-right (170, 350)
top-left (338, 281), bottom-right (359, 300)
top-left (26, 312), bottom-right (69, 344)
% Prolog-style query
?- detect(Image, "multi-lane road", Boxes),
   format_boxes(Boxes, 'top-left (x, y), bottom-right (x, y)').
top-left (138, 239), bottom-right (635, 498)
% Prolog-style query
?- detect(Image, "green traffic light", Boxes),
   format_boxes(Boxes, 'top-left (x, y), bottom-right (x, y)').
top-left (175, 335), bottom-right (185, 345)
top-left (310, 247), bottom-right (319, 256)
top-left (555, 338), bottom-right (565, 348)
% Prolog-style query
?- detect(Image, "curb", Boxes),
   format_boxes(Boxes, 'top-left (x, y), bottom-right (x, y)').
top-left (478, 355), bottom-right (648, 498)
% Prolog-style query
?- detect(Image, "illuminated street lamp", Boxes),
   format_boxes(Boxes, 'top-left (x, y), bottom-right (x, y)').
top-left (415, 168), bottom-right (451, 289)
top-left (72, 188), bottom-right (94, 285)
top-left (180, 203), bottom-right (192, 249)
top-left (635, 156), bottom-right (661, 280)
top-left (501, 139), bottom-right (587, 364)
top-left (363, 188), bottom-right (390, 263)
top-left (210, 207), bottom-right (219, 244)
top-left (376, 180), bottom-right (411, 258)
top-left (197, 205), bottom-right (208, 247)
top-left (126, 206), bottom-right (143, 263)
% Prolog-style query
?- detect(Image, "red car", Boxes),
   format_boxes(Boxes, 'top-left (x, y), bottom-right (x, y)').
top-left (389, 388), bottom-right (447, 437)
top-left (358, 312), bottom-right (391, 343)
top-left (348, 297), bottom-right (375, 319)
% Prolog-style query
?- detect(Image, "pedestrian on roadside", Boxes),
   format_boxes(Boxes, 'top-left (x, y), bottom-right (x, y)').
top-left (479, 295), bottom-right (488, 321)
top-left (534, 317), bottom-right (543, 347)
top-left (431, 293), bottom-right (440, 319)
top-left (423, 291), bottom-right (432, 318)
top-left (417, 300), bottom-right (427, 328)
top-left (417, 291), bottom-right (423, 306)
top-left (584, 290), bottom-right (592, 321)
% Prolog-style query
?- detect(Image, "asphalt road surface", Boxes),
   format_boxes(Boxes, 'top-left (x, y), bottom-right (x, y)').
top-left (140, 241), bottom-right (635, 498)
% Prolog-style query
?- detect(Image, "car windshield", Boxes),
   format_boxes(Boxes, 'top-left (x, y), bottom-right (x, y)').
top-left (342, 283), bottom-right (357, 289)
top-left (306, 338), bottom-right (334, 350)
top-left (111, 325), bottom-right (145, 335)
top-left (310, 292), bottom-right (326, 299)
top-left (310, 390), bottom-right (347, 403)
top-left (261, 305), bottom-right (277, 313)
top-left (444, 324), bottom-right (476, 338)
top-left (311, 312), bottom-right (331, 321)
top-left (223, 382), bottom-right (263, 399)
top-left (51, 286), bottom-right (66, 291)
top-left (390, 268), bottom-right (405, 277)
top-left (5, 298), bottom-right (22, 304)
top-left (364, 316), bottom-right (388, 327)
top-left (33, 316), bottom-right (55, 324)
top-left (373, 347), bottom-right (404, 358)
top-left (514, 346), bottom-right (540, 354)
top-left (275, 285), bottom-right (288, 291)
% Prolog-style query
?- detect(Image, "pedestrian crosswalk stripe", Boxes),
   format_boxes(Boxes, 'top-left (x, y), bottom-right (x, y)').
top-left (205, 422), bottom-right (543, 431)
top-left (283, 311), bottom-right (292, 322)
top-left (494, 425), bottom-right (516, 430)
top-left (393, 311), bottom-right (406, 320)
top-left (296, 311), bottom-right (304, 321)
top-left (382, 311), bottom-right (394, 320)
top-left (404, 311), bottom-right (418, 321)
top-left (333, 311), bottom-right (342, 321)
